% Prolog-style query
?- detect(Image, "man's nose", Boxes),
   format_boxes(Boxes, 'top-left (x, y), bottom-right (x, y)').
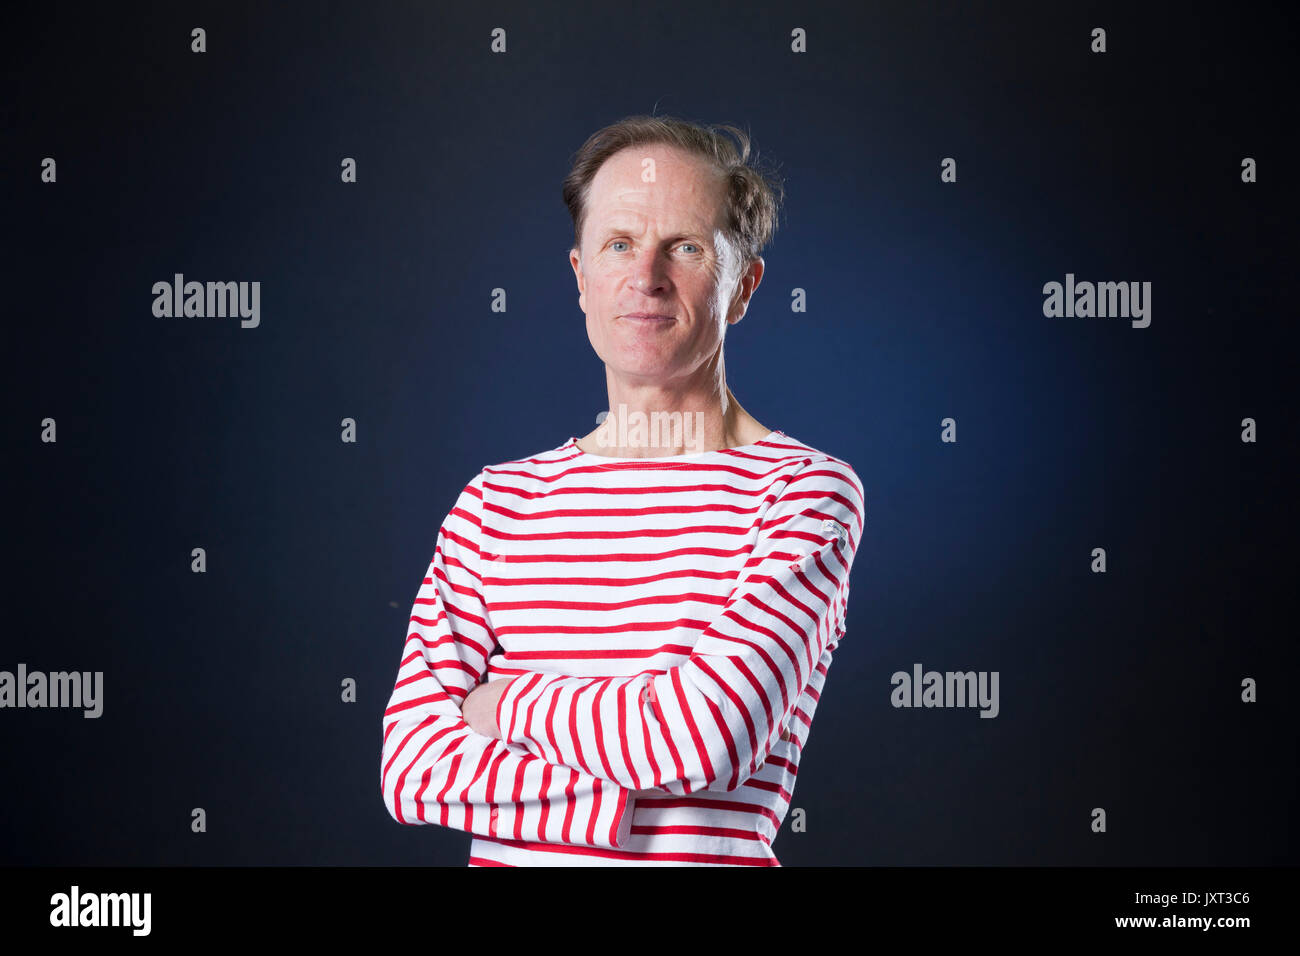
top-left (630, 249), bottom-right (670, 292)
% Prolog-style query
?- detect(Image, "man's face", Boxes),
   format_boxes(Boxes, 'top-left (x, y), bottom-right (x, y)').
top-left (569, 144), bottom-right (762, 387)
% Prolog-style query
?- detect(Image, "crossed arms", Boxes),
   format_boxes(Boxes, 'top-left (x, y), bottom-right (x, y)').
top-left (379, 460), bottom-right (863, 849)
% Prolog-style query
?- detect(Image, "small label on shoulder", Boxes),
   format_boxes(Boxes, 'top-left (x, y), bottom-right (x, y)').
top-left (821, 518), bottom-right (848, 545)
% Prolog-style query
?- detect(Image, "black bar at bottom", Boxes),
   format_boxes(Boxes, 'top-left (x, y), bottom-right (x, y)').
top-left (0, 866), bottom-right (1284, 941)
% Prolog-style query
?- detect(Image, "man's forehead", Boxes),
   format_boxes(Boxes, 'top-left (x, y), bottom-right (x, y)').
top-left (587, 149), bottom-right (726, 229)
top-left (591, 198), bottom-right (719, 230)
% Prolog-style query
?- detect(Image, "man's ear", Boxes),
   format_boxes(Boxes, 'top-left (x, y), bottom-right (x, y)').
top-left (727, 256), bottom-right (764, 325)
top-left (569, 246), bottom-right (587, 314)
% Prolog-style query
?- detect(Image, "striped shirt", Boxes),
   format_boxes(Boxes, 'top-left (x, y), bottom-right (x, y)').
top-left (380, 429), bottom-right (863, 866)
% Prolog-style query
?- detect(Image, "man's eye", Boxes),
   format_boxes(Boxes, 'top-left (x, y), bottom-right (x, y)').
top-left (679, 243), bottom-right (700, 254)
top-left (611, 241), bottom-right (629, 252)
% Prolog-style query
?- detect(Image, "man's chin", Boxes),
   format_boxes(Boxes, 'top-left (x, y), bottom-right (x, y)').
top-left (605, 361), bottom-right (683, 384)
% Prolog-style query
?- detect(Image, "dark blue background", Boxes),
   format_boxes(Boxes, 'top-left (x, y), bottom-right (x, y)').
top-left (4, 1), bottom-right (1295, 865)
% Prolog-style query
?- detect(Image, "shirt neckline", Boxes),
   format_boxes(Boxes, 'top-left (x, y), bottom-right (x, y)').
top-left (564, 429), bottom-right (784, 463)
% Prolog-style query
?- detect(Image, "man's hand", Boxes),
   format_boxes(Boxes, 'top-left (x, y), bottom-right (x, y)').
top-left (462, 679), bottom-right (511, 738)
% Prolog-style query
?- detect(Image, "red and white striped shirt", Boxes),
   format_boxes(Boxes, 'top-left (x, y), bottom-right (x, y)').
top-left (380, 429), bottom-right (863, 866)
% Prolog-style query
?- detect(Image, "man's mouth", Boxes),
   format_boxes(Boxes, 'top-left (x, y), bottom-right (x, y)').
top-left (620, 313), bottom-right (675, 323)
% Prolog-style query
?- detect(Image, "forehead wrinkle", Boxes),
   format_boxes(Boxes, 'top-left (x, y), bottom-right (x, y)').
top-left (595, 193), bottom-right (720, 239)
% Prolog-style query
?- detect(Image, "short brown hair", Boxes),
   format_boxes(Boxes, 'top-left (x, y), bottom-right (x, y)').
top-left (562, 114), bottom-right (786, 266)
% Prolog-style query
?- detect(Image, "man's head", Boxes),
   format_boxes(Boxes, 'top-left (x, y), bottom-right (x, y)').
top-left (562, 116), bottom-right (785, 388)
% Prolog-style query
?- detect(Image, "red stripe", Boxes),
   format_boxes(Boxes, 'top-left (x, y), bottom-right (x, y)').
top-left (487, 523), bottom-right (756, 542)
top-left (668, 668), bottom-right (713, 789)
top-left (494, 617), bottom-right (711, 638)
top-left (630, 824), bottom-right (765, 841)
top-left (483, 566), bottom-right (738, 588)
top-left (481, 544), bottom-right (757, 564)
top-left (592, 679), bottom-right (620, 783)
top-left (484, 591), bottom-right (727, 613)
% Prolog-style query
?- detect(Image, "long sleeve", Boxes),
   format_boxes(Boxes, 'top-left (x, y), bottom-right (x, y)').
top-left (380, 470), bottom-right (635, 848)
top-left (495, 459), bottom-right (864, 795)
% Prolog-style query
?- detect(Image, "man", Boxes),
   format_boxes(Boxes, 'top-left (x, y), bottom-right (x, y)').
top-left (381, 115), bottom-right (863, 865)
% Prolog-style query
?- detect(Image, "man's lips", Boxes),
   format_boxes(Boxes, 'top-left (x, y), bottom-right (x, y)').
top-left (620, 312), bottom-right (675, 322)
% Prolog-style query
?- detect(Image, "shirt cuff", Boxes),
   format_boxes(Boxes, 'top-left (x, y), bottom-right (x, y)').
top-left (495, 673), bottom-right (527, 744)
top-left (611, 785), bottom-right (635, 847)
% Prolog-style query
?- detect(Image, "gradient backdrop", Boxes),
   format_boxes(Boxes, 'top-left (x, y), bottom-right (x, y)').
top-left (4, 0), bottom-right (1295, 866)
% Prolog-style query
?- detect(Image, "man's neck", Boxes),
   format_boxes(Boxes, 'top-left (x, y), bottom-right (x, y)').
top-left (579, 388), bottom-right (768, 458)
